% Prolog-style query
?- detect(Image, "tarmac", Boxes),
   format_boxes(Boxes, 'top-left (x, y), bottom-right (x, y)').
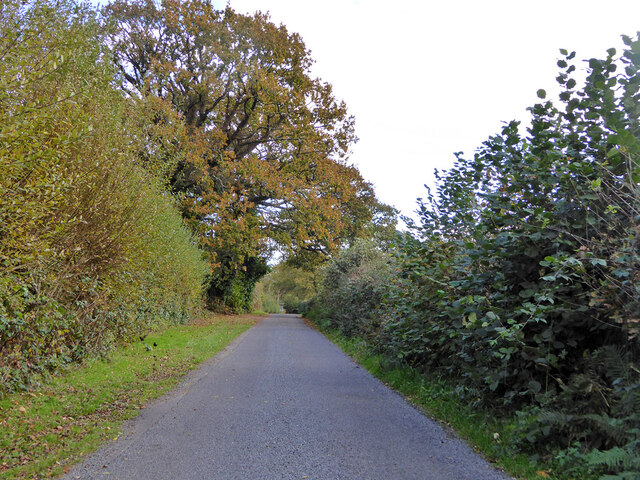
top-left (62, 314), bottom-right (511, 480)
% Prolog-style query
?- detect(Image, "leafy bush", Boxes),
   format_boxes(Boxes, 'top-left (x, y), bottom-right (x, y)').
top-left (313, 37), bottom-right (640, 479)
top-left (317, 239), bottom-right (395, 337)
top-left (395, 39), bottom-right (640, 478)
top-left (0, 0), bottom-right (207, 393)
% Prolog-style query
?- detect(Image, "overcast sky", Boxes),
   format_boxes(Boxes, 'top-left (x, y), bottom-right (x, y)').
top-left (219, 0), bottom-right (640, 221)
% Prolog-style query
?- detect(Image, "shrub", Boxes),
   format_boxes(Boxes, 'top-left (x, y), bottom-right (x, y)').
top-left (313, 37), bottom-right (640, 479)
top-left (318, 239), bottom-right (395, 337)
top-left (0, 0), bottom-right (207, 393)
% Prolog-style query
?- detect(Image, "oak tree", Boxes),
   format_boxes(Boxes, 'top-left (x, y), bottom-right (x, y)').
top-left (104, 0), bottom-right (389, 308)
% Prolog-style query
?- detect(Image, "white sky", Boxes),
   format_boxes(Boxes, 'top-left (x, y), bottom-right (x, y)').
top-left (221, 0), bottom-right (640, 221)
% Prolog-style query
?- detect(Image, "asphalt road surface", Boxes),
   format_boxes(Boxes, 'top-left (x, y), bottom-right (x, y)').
top-left (63, 314), bottom-right (511, 480)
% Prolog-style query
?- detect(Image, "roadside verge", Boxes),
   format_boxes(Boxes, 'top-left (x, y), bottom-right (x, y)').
top-left (0, 313), bottom-right (260, 479)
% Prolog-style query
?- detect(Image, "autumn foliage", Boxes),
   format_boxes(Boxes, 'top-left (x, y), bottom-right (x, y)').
top-left (1, 0), bottom-right (386, 391)
top-left (104, 0), bottom-right (387, 310)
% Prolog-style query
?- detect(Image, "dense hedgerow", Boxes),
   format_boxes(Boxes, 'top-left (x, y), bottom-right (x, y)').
top-left (0, 0), bottom-right (208, 393)
top-left (315, 240), bottom-right (395, 337)
top-left (314, 38), bottom-right (640, 479)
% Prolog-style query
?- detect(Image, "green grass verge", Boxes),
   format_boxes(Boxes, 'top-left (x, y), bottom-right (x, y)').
top-left (312, 323), bottom-right (554, 480)
top-left (0, 313), bottom-right (259, 479)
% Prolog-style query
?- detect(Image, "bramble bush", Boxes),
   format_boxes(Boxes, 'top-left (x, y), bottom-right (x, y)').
top-left (0, 0), bottom-right (208, 393)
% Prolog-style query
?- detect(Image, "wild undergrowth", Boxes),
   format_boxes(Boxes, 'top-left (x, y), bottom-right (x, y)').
top-left (0, 0), bottom-right (208, 393)
top-left (306, 36), bottom-right (640, 480)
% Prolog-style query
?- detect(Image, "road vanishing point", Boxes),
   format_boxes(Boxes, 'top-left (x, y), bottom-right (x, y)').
top-left (63, 314), bottom-right (512, 480)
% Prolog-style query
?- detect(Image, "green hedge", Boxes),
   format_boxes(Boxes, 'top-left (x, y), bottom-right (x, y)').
top-left (314, 39), bottom-right (640, 479)
top-left (0, 0), bottom-right (208, 393)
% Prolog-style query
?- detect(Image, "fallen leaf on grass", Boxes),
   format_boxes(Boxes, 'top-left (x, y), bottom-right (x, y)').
top-left (18, 406), bottom-right (27, 414)
top-left (537, 471), bottom-right (550, 478)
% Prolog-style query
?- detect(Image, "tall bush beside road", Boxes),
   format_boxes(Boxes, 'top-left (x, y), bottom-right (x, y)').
top-left (315, 239), bottom-right (395, 338)
top-left (0, 0), bottom-right (207, 393)
top-left (393, 40), bottom-right (640, 478)
top-left (313, 38), bottom-right (640, 479)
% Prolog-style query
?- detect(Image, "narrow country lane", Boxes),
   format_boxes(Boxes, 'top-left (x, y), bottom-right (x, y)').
top-left (62, 314), bottom-right (511, 480)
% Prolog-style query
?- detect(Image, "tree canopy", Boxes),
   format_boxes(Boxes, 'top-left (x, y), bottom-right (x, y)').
top-left (104, 0), bottom-right (392, 308)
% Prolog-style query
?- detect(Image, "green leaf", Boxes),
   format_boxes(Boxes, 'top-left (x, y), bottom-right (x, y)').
top-left (536, 89), bottom-right (547, 99)
top-left (528, 380), bottom-right (542, 393)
